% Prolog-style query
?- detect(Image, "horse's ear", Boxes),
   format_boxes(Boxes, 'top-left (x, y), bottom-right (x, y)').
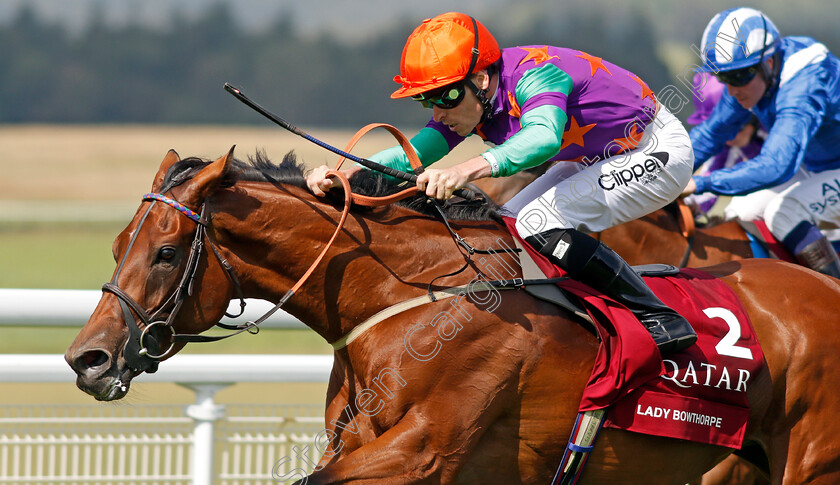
top-left (151, 149), bottom-right (181, 192)
top-left (181, 146), bottom-right (235, 208)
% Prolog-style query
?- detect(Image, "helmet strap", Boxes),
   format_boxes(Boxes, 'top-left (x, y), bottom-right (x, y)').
top-left (760, 52), bottom-right (781, 99)
top-left (462, 16), bottom-right (494, 123)
top-left (465, 78), bottom-right (493, 122)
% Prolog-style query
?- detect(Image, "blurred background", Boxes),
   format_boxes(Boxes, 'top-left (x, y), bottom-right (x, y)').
top-left (0, 0), bottom-right (837, 127)
top-left (0, 0), bottom-right (837, 483)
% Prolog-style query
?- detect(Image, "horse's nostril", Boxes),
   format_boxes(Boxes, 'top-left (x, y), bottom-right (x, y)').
top-left (77, 350), bottom-right (109, 370)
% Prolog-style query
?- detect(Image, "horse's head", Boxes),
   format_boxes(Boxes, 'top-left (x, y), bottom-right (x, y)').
top-left (65, 148), bottom-right (236, 400)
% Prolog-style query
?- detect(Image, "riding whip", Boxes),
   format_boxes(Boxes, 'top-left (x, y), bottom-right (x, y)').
top-left (223, 83), bottom-right (475, 200)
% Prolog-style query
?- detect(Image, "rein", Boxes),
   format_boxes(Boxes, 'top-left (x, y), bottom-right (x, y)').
top-left (335, 124), bottom-right (518, 299)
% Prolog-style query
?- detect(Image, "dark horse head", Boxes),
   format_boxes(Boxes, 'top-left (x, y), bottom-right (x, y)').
top-left (64, 148), bottom-right (244, 400)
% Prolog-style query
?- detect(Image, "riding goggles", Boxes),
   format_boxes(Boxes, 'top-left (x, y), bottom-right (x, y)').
top-left (411, 83), bottom-right (467, 109)
top-left (714, 65), bottom-right (759, 87)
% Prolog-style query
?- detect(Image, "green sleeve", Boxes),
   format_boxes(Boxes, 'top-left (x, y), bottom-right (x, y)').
top-left (365, 127), bottom-right (451, 174)
top-left (484, 64), bottom-right (572, 177)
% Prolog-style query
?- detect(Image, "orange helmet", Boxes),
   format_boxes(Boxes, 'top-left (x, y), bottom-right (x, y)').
top-left (391, 12), bottom-right (501, 99)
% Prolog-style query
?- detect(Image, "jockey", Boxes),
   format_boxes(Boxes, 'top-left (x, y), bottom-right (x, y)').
top-left (685, 72), bottom-right (765, 216)
top-left (306, 12), bottom-right (697, 354)
top-left (681, 7), bottom-right (840, 277)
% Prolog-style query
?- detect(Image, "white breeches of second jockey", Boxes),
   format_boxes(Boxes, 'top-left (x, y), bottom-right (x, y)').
top-left (504, 106), bottom-right (694, 238)
top-left (722, 167), bottom-right (840, 239)
top-left (723, 169), bottom-right (806, 224)
top-left (762, 167), bottom-right (840, 239)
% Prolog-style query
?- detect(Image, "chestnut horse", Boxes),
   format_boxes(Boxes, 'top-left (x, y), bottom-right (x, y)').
top-left (471, 171), bottom-right (756, 267)
top-left (66, 149), bottom-right (840, 484)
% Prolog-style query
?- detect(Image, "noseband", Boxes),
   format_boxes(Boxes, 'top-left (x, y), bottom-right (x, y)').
top-left (102, 193), bottom-right (247, 373)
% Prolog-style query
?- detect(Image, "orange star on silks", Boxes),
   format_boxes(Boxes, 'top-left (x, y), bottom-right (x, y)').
top-left (507, 91), bottom-right (522, 118)
top-left (475, 124), bottom-right (487, 141)
top-left (576, 52), bottom-right (612, 77)
top-left (560, 115), bottom-right (597, 150)
top-left (519, 46), bottom-right (558, 66)
top-left (611, 123), bottom-right (644, 153)
top-left (628, 73), bottom-right (655, 102)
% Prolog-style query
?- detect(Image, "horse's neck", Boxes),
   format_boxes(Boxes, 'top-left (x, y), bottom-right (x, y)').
top-left (213, 183), bottom-right (514, 342)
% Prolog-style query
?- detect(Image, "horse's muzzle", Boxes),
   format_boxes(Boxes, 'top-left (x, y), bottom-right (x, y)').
top-left (65, 346), bottom-right (133, 401)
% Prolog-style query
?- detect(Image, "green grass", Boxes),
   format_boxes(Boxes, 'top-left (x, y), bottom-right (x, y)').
top-left (0, 222), bottom-right (121, 289)
top-left (0, 222), bottom-right (332, 355)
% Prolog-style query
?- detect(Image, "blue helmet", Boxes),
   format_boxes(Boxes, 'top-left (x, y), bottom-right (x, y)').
top-left (699, 7), bottom-right (780, 72)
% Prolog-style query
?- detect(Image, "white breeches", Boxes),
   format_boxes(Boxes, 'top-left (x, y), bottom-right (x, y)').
top-left (505, 106), bottom-right (694, 238)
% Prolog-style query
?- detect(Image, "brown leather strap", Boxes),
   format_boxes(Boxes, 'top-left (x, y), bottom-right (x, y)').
top-left (291, 169), bottom-right (353, 294)
top-left (676, 198), bottom-right (695, 239)
top-left (335, 123), bottom-right (424, 207)
top-left (242, 168), bottom-right (355, 331)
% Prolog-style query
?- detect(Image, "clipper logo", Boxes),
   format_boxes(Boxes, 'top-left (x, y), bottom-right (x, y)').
top-left (809, 179), bottom-right (840, 215)
top-left (599, 152), bottom-right (669, 190)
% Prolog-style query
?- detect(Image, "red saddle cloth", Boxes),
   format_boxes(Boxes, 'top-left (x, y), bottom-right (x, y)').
top-left (503, 219), bottom-right (766, 448)
top-left (601, 272), bottom-right (765, 448)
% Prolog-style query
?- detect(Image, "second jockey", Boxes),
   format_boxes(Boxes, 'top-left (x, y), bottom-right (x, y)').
top-left (682, 7), bottom-right (840, 277)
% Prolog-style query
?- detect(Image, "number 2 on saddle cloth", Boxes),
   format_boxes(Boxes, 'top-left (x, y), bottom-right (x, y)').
top-left (502, 218), bottom-right (767, 484)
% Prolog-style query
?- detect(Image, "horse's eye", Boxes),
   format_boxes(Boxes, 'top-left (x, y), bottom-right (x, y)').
top-left (158, 247), bottom-right (177, 262)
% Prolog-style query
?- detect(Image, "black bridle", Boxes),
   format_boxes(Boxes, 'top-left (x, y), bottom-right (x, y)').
top-left (102, 193), bottom-right (249, 373)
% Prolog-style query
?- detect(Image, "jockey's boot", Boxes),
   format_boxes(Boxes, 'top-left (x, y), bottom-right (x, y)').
top-left (524, 228), bottom-right (697, 355)
top-left (794, 234), bottom-right (840, 278)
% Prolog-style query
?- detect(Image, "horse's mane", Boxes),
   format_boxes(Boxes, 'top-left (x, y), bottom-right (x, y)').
top-left (160, 151), bottom-right (501, 222)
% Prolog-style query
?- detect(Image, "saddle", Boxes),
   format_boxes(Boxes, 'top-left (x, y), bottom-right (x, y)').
top-left (514, 237), bottom-right (679, 329)
top-left (681, 199), bottom-right (797, 263)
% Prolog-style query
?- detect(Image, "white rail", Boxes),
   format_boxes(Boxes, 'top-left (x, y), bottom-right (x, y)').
top-left (1, 354), bottom-right (332, 485)
top-left (0, 354), bottom-right (332, 383)
top-left (1, 289), bottom-right (325, 484)
top-left (0, 288), bottom-right (305, 328)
